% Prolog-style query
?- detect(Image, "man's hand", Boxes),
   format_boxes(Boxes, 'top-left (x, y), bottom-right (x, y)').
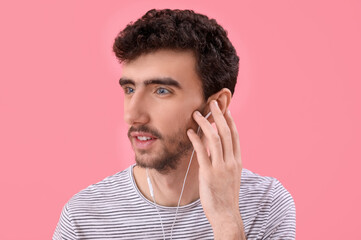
top-left (187, 100), bottom-right (246, 240)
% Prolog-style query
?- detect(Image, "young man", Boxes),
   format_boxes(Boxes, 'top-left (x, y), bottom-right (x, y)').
top-left (53, 9), bottom-right (295, 240)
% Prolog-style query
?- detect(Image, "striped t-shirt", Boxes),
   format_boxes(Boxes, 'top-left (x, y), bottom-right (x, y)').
top-left (53, 165), bottom-right (296, 239)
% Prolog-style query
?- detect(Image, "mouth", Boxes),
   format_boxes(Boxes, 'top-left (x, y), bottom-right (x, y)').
top-left (130, 132), bottom-right (158, 150)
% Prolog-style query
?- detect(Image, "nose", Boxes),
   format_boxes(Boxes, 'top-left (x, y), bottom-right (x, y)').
top-left (123, 90), bottom-right (150, 126)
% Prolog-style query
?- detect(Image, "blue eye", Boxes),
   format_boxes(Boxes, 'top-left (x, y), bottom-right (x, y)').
top-left (123, 87), bottom-right (135, 94)
top-left (156, 88), bottom-right (170, 95)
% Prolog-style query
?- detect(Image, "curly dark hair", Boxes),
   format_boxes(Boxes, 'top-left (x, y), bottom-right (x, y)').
top-left (113, 9), bottom-right (239, 100)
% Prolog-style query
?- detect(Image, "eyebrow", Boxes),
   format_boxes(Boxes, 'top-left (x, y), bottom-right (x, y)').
top-left (119, 77), bottom-right (182, 89)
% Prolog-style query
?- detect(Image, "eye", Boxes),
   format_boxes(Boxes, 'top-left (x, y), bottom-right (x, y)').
top-left (123, 86), bottom-right (135, 95)
top-left (155, 87), bottom-right (171, 95)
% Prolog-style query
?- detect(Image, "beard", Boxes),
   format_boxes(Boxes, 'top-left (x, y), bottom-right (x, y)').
top-left (128, 124), bottom-right (194, 173)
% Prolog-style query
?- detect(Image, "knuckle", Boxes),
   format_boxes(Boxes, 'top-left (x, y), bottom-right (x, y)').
top-left (191, 140), bottom-right (201, 150)
top-left (227, 161), bottom-right (236, 169)
top-left (236, 160), bottom-right (242, 169)
top-left (232, 127), bottom-right (239, 138)
top-left (221, 126), bottom-right (231, 135)
top-left (211, 133), bottom-right (221, 143)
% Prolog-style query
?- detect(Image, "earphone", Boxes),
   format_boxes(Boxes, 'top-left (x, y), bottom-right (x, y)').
top-left (146, 111), bottom-right (212, 240)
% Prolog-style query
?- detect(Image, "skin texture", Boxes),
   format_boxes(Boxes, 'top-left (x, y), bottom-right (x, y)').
top-left (121, 49), bottom-right (246, 239)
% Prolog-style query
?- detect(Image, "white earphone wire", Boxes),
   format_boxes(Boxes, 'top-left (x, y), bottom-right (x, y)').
top-left (146, 111), bottom-right (212, 240)
top-left (146, 168), bottom-right (166, 239)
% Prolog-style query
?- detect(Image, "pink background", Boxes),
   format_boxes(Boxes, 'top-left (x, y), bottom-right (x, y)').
top-left (0, 0), bottom-right (360, 239)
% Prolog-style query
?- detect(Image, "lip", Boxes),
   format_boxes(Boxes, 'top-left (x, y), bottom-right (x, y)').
top-left (130, 132), bottom-right (158, 150)
top-left (130, 132), bottom-right (158, 139)
top-left (133, 137), bottom-right (157, 150)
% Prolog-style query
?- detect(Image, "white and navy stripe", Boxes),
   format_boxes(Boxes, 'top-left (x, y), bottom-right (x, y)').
top-left (53, 165), bottom-right (295, 239)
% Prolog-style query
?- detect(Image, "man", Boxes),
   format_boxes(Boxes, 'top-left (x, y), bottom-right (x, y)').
top-left (53, 9), bottom-right (295, 240)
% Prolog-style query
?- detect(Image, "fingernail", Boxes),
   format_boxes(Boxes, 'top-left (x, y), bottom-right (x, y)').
top-left (195, 111), bottom-right (202, 117)
top-left (213, 100), bottom-right (218, 108)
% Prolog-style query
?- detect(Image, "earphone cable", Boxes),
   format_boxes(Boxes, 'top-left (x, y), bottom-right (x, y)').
top-left (169, 125), bottom-right (201, 240)
top-left (146, 168), bottom-right (167, 239)
top-left (147, 111), bottom-right (211, 240)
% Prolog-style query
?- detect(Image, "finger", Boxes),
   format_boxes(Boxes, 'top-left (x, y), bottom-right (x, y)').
top-left (193, 110), bottom-right (223, 167)
top-left (210, 100), bottom-right (234, 162)
top-left (186, 129), bottom-right (211, 169)
top-left (224, 109), bottom-right (242, 166)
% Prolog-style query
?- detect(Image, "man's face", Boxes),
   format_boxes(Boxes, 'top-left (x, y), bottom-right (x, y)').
top-left (120, 49), bottom-right (206, 172)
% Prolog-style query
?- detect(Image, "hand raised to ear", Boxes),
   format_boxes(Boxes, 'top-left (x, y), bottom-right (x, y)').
top-left (187, 100), bottom-right (246, 240)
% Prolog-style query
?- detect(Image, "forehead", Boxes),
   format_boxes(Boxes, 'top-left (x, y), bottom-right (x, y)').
top-left (121, 49), bottom-right (203, 91)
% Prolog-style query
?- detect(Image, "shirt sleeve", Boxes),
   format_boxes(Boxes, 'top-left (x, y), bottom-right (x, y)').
top-left (52, 202), bottom-right (77, 240)
top-left (264, 180), bottom-right (296, 239)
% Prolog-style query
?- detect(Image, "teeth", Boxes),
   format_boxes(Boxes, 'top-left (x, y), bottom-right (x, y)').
top-left (137, 136), bottom-right (152, 141)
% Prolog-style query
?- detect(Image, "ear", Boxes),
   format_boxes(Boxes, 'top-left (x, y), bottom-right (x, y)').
top-left (203, 88), bottom-right (232, 122)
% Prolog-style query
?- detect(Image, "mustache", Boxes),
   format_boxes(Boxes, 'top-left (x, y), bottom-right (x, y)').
top-left (127, 125), bottom-right (162, 139)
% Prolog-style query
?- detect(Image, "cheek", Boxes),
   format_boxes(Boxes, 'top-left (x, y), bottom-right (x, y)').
top-left (151, 96), bottom-right (203, 134)
top-left (154, 108), bottom-right (191, 133)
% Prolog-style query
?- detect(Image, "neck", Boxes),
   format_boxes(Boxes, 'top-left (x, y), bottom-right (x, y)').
top-left (133, 155), bottom-right (200, 207)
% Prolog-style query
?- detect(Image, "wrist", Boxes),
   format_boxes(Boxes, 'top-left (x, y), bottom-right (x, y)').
top-left (212, 215), bottom-right (246, 240)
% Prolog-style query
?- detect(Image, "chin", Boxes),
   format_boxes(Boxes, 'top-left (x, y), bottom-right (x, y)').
top-left (135, 155), bottom-right (179, 173)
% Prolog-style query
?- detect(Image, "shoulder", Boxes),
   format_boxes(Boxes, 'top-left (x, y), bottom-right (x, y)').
top-left (240, 168), bottom-right (294, 205)
top-left (240, 169), bottom-right (296, 238)
top-left (66, 166), bottom-right (134, 209)
top-left (53, 166), bottom-right (137, 239)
